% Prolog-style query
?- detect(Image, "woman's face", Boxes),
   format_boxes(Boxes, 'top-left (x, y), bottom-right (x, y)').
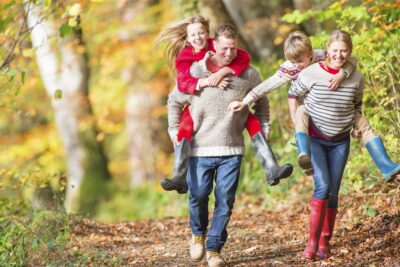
top-left (186, 23), bottom-right (209, 52)
top-left (326, 40), bottom-right (350, 69)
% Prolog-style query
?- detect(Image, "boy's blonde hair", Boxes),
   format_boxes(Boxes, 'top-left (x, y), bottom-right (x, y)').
top-left (284, 31), bottom-right (313, 61)
top-left (156, 16), bottom-right (210, 69)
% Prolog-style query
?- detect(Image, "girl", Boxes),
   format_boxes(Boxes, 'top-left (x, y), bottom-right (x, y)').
top-left (156, 16), bottom-right (293, 194)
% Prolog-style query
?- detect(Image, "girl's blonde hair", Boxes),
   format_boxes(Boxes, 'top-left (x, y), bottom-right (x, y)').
top-left (283, 31), bottom-right (313, 61)
top-left (156, 16), bottom-right (210, 69)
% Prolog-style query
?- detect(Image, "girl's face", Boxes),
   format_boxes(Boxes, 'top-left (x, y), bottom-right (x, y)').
top-left (326, 40), bottom-right (350, 69)
top-left (186, 23), bottom-right (209, 52)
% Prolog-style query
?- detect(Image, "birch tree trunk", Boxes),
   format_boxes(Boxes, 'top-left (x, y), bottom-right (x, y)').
top-left (26, 2), bottom-right (111, 214)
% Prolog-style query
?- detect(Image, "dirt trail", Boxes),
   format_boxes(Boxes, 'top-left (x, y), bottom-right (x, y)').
top-left (71, 185), bottom-right (400, 266)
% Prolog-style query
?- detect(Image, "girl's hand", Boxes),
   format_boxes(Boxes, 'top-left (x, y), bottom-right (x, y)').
top-left (217, 77), bottom-right (230, 89)
top-left (228, 101), bottom-right (246, 112)
top-left (208, 72), bottom-right (224, 87)
top-left (329, 70), bottom-right (346, 91)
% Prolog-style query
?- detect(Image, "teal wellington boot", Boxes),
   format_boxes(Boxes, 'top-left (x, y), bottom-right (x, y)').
top-left (295, 132), bottom-right (314, 176)
top-left (365, 136), bottom-right (400, 182)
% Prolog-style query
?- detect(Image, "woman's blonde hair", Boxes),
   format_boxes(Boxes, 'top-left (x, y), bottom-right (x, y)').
top-left (156, 16), bottom-right (210, 69)
top-left (283, 31), bottom-right (313, 61)
top-left (326, 29), bottom-right (353, 52)
top-left (325, 30), bottom-right (353, 66)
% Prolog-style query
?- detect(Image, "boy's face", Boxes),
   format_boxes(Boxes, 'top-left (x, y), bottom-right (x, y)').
top-left (290, 54), bottom-right (312, 70)
top-left (187, 23), bottom-right (209, 52)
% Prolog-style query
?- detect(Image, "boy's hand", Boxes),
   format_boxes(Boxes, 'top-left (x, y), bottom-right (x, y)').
top-left (329, 70), bottom-right (346, 91)
top-left (351, 128), bottom-right (362, 139)
top-left (228, 101), bottom-right (246, 112)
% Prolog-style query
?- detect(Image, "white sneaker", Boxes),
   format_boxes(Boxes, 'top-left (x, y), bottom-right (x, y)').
top-left (189, 234), bottom-right (205, 262)
top-left (206, 251), bottom-right (225, 267)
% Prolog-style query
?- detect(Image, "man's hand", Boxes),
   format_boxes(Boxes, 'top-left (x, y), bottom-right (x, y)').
top-left (329, 70), bottom-right (346, 91)
top-left (172, 135), bottom-right (178, 146)
top-left (351, 128), bottom-right (362, 139)
top-left (228, 101), bottom-right (246, 112)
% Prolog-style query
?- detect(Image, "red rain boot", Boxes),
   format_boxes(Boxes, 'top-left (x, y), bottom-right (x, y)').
top-left (302, 198), bottom-right (328, 260)
top-left (317, 208), bottom-right (338, 259)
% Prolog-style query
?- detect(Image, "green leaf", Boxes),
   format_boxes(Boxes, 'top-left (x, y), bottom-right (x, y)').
top-left (4, 0), bottom-right (16, 9)
top-left (59, 24), bottom-right (72, 38)
top-left (47, 240), bottom-right (54, 249)
top-left (32, 236), bottom-right (40, 249)
top-left (54, 89), bottom-right (63, 100)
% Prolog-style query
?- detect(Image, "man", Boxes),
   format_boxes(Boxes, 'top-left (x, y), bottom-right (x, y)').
top-left (167, 24), bottom-right (269, 267)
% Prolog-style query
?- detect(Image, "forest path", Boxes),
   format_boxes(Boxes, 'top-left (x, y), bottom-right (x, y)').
top-left (70, 185), bottom-right (400, 266)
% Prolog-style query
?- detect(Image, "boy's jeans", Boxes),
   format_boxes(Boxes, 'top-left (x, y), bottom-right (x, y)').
top-left (188, 155), bottom-right (242, 252)
top-left (310, 136), bottom-right (350, 208)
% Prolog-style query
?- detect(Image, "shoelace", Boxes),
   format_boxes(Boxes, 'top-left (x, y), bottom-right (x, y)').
top-left (208, 251), bottom-right (220, 258)
top-left (194, 236), bottom-right (204, 244)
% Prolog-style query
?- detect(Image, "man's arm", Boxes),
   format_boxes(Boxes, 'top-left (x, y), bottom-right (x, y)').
top-left (167, 87), bottom-right (191, 141)
top-left (250, 71), bottom-right (270, 135)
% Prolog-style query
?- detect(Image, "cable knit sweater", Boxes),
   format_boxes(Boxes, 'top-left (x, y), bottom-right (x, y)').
top-left (168, 52), bottom-right (270, 157)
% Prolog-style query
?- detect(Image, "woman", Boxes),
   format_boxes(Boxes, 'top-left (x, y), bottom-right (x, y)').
top-left (288, 30), bottom-right (363, 260)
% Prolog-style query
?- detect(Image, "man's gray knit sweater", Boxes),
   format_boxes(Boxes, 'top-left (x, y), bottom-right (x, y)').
top-left (168, 52), bottom-right (270, 157)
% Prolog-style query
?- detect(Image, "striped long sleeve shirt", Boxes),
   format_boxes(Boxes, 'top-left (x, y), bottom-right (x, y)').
top-left (288, 62), bottom-right (364, 138)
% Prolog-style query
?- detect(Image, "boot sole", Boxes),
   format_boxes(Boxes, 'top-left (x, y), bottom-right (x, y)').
top-left (267, 164), bottom-right (294, 186)
top-left (160, 179), bottom-right (188, 194)
top-left (298, 155), bottom-right (314, 176)
top-left (385, 167), bottom-right (400, 183)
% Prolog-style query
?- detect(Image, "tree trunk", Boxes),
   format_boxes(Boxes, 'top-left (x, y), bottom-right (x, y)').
top-left (196, 0), bottom-right (258, 59)
top-left (25, 2), bottom-right (111, 214)
top-left (117, 0), bottom-right (161, 187)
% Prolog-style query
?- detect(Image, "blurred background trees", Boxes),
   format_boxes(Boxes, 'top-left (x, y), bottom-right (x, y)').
top-left (0, 0), bottom-right (398, 222)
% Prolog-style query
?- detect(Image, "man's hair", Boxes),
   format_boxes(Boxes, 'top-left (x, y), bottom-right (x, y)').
top-left (214, 24), bottom-right (238, 40)
top-left (284, 31), bottom-right (313, 61)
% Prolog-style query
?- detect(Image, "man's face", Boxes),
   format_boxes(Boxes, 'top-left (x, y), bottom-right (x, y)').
top-left (213, 36), bottom-right (237, 66)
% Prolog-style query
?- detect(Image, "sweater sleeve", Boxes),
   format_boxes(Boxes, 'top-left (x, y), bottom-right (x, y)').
top-left (167, 87), bottom-right (191, 139)
top-left (242, 72), bottom-right (290, 106)
top-left (250, 72), bottom-right (270, 135)
top-left (228, 48), bottom-right (251, 76)
top-left (176, 58), bottom-right (199, 95)
top-left (354, 76), bottom-right (364, 113)
top-left (288, 72), bottom-right (309, 99)
top-left (342, 56), bottom-right (357, 78)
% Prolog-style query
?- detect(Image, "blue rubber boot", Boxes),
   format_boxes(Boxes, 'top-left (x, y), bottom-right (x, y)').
top-left (296, 132), bottom-right (314, 176)
top-left (365, 136), bottom-right (400, 182)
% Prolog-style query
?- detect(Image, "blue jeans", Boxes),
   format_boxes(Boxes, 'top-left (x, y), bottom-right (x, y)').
top-left (310, 136), bottom-right (350, 208)
top-left (188, 155), bottom-right (242, 252)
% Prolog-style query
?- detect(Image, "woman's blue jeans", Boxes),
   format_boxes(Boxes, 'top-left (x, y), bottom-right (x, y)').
top-left (310, 136), bottom-right (350, 208)
top-left (187, 155), bottom-right (242, 252)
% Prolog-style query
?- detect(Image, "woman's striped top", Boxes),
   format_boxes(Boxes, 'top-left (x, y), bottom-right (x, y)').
top-left (289, 62), bottom-right (364, 138)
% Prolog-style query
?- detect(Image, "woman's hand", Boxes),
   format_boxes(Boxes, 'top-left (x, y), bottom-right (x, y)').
top-left (329, 70), bottom-right (346, 91)
top-left (351, 128), bottom-right (362, 139)
top-left (172, 135), bottom-right (178, 146)
top-left (228, 101), bottom-right (246, 112)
